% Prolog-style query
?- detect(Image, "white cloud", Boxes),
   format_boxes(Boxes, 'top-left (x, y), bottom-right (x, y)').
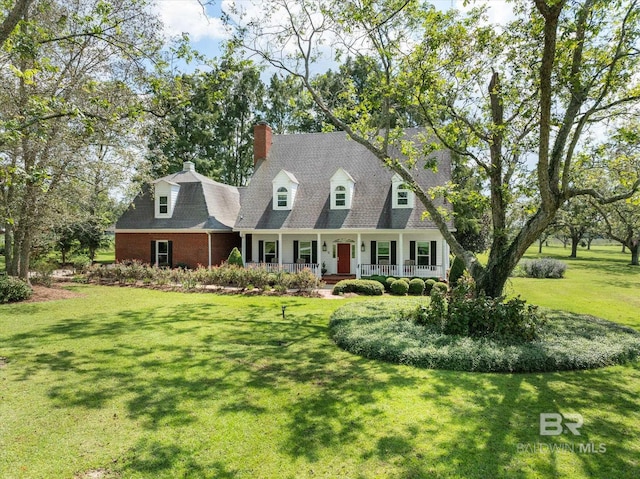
top-left (154, 0), bottom-right (230, 41)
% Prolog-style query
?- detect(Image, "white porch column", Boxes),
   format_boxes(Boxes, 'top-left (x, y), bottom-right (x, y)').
top-left (278, 232), bottom-right (283, 267)
top-left (398, 232), bottom-right (404, 277)
top-left (207, 232), bottom-right (212, 268)
top-left (317, 232), bottom-right (322, 278)
top-left (240, 232), bottom-right (246, 265)
top-left (356, 232), bottom-right (362, 279)
top-left (442, 239), bottom-right (450, 279)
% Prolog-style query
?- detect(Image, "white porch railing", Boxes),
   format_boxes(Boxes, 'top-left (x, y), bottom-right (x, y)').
top-left (246, 262), bottom-right (320, 277)
top-left (360, 264), bottom-right (442, 279)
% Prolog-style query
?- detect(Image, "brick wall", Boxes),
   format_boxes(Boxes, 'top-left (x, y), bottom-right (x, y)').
top-left (116, 232), bottom-right (241, 268)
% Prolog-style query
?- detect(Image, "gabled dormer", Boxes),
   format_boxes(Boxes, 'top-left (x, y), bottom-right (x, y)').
top-left (330, 168), bottom-right (355, 210)
top-left (272, 169), bottom-right (299, 210)
top-left (392, 173), bottom-right (415, 209)
top-left (153, 179), bottom-right (180, 218)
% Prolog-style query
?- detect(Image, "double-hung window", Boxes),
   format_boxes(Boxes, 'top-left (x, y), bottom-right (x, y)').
top-left (159, 196), bottom-right (168, 214)
top-left (417, 242), bottom-right (430, 265)
top-left (377, 241), bottom-right (390, 263)
top-left (277, 187), bottom-right (288, 208)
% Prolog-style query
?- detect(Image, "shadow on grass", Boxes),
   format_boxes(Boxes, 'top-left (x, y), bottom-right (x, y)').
top-left (4, 295), bottom-right (640, 478)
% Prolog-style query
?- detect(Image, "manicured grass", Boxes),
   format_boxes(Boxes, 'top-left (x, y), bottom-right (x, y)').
top-left (1, 245), bottom-right (639, 478)
top-left (509, 244), bottom-right (640, 329)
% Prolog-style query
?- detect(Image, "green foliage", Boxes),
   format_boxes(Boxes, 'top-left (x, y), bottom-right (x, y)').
top-left (424, 278), bottom-right (436, 296)
top-left (448, 256), bottom-right (466, 286)
top-left (330, 300), bottom-right (640, 373)
top-left (0, 276), bottom-right (32, 303)
top-left (332, 279), bottom-right (384, 296)
top-left (384, 277), bottom-right (397, 292)
top-left (416, 277), bottom-right (546, 343)
top-left (521, 258), bottom-right (567, 279)
top-left (227, 247), bottom-right (244, 267)
top-left (30, 260), bottom-right (56, 287)
top-left (432, 281), bottom-right (448, 294)
top-left (85, 262), bottom-right (322, 294)
top-left (390, 279), bottom-right (409, 296)
top-left (408, 278), bottom-right (425, 296)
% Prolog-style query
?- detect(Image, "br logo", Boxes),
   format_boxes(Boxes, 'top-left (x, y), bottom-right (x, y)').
top-left (539, 413), bottom-right (583, 436)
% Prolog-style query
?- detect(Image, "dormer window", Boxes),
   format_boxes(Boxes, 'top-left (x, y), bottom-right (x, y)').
top-left (392, 174), bottom-right (414, 208)
top-left (272, 169), bottom-right (298, 211)
top-left (277, 187), bottom-right (288, 208)
top-left (154, 179), bottom-right (180, 218)
top-left (330, 168), bottom-right (355, 210)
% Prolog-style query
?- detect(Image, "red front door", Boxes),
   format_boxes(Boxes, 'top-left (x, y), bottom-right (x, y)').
top-left (337, 243), bottom-right (351, 274)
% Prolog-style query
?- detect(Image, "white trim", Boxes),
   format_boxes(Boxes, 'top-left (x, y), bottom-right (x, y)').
top-left (207, 232), bottom-right (212, 268)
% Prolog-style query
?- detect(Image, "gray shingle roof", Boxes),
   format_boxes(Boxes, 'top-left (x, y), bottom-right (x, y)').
top-left (235, 129), bottom-right (452, 231)
top-left (116, 169), bottom-right (240, 231)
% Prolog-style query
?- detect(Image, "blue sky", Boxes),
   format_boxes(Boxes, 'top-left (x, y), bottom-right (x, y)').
top-left (151, 0), bottom-right (515, 72)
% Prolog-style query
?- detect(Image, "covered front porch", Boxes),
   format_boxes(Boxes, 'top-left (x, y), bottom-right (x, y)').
top-left (240, 230), bottom-right (449, 280)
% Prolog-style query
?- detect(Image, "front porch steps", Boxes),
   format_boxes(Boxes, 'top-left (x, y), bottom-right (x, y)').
top-left (322, 274), bottom-right (356, 285)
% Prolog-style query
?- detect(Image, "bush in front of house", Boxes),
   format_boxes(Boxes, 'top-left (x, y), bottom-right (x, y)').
top-left (521, 258), bottom-right (567, 279)
top-left (384, 277), bottom-right (397, 292)
top-left (0, 276), bottom-right (33, 303)
top-left (227, 247), bottom-right (244, 267)
top-left (432, 281), bottom-right (448, 294)
top-left (448, 256), bottom-right (466, 286)
top-left (424, 279), bottom-right (436, 296)
top-left (332, 279), bottom-right (384, 296)
top-left (408, 278), bottom-right (425, 296)
top-left (85, 262), bottom-right (322, 294)
top-left (390, 279), bottom-right (409, 296)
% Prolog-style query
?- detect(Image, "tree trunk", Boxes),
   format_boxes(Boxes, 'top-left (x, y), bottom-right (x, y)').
top-left (570, 235), bottom-right (579, 258)
top-left (18, 228), bottom-right (31, 283)
top-left (587, 237), bottom-right (593, 250)
top-left (630, 241), bottom-right (639, 266)
top-left (538, 237), bottom-right (543, 254)
top-left (622, 244), bottom-right (626, 253)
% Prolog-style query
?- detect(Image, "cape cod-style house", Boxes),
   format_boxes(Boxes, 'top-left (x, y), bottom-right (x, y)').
top-left (234, 123), bottom-right (452, 279)
top-left (115, 161), bottom-right (241, 269)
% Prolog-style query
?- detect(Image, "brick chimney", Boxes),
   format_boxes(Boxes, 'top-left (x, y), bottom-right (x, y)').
top-left (253, 122), bottom-right (272, 166)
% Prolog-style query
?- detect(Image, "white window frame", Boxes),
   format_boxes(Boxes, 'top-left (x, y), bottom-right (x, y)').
top-left (264, 241), bottom-right (277, 263)
top-left (156, 240), bottom-right (170, 267)
top-left (277, 187), bottom-right (288, 208)
top-left (158, 196), bottom-right (168, 214)
top-left (334, 186), bottom-right (347, 207)
top-left (377, 241), bottom-right (390, 263)
top-left (417, 241), bottom-right (430, 266)
top-left (299, 241), bottom-right (312, 263)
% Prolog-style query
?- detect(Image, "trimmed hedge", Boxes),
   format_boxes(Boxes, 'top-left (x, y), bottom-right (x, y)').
top-left (329, 300), bottom-right (640, 373)
top-left (333, 279), bottom-right (384, 296)
top-left (0, 276), bottom-right (33, 304)
top-left (390, 279), bottom-right (409, 296)
top-left (408, 278), bottom-right (425, 296)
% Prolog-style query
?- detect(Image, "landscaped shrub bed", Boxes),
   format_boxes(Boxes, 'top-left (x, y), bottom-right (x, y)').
top-left (332, 279), bottom-right (384, 296)
top-left (329, 299), bottom-right (640, 372)
top-left (85, 261), bottom-right (323, 293)
top-left (0, 276), bottom-right (33, 303)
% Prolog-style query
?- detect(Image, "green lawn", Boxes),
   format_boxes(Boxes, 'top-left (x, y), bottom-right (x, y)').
top-left (511, 243), bottom-right (640, 328)
top-left (0, 245), bottom-right (639, 478)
